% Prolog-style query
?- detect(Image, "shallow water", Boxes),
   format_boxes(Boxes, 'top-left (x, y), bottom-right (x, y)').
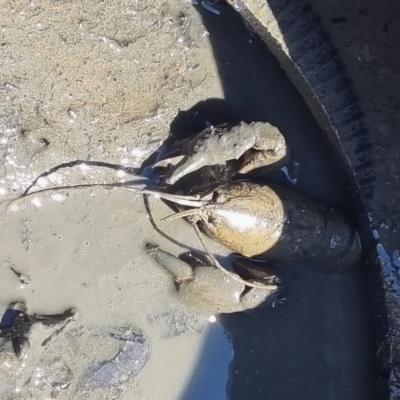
top-left (0, 187), bottom-right (233, 399)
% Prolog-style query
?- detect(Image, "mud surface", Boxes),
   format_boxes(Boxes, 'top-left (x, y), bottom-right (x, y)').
top-left (0, 1), bottom-right (230, 398)
top-left (0, 1), bottom-right (379, 399)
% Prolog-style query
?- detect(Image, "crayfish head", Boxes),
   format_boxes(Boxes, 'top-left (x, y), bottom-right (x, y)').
top-left (194, 183), bottom-right (285, 257)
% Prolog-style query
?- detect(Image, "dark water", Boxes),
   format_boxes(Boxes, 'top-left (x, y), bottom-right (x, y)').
top-left (179, 3), bottom-right (376, 400)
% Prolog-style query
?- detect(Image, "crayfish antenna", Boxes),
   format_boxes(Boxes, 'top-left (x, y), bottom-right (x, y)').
top-left (191, 221), bottom-right (278, 291)
top-left (143, 190), bottom-right (203, 207)
top-left (161, 208), bottom-right (201, 222)
top-left (6, 181), bottom-right (148, 211)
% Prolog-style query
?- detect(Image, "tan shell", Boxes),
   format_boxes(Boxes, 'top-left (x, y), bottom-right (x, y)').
top-left (201, 182), bottom-right (284, 257)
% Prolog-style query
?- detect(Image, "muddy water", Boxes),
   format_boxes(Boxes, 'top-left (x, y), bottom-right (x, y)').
top-left (0, 1), bottom-right (376, 400)
top-left (0, 185), bottom-right (234, 399)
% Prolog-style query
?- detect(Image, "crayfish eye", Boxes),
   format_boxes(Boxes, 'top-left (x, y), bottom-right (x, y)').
top-left (207, 215), bottom-right (218, 226)
top-left (212, 190), bottom-right (226, 204)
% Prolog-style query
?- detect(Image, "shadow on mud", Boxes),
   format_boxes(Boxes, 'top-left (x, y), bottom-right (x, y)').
top-left (178, 3), bottom-right (376, 400)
